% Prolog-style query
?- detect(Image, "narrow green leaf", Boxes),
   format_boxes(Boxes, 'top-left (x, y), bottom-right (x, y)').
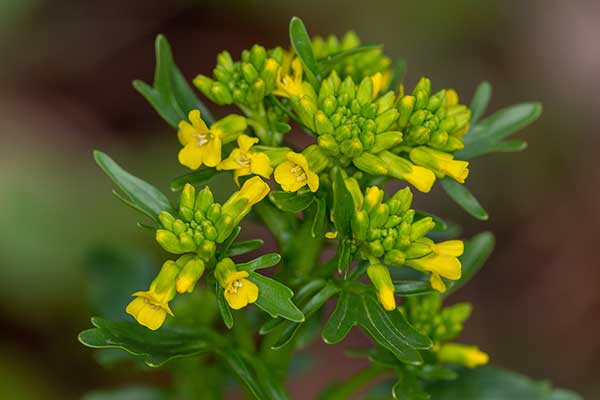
top-left (134, 35), bottom-right (214, 128)
top-left (78, 317), bottom-right (217, 367)
top-left (469, 81), bottom-right (492, 126)
top-left (318, 45), bottom-right (383, 74)
top-left (393, 280), bottom-right (435, 297)
top-left (311, 197), bottom-right (327, 238)
top-left (218, 226), bottom-right (241, 259)
top-left (227, 239), bottom-right (264, 257)
top-left (170, 169), bottom-right (220, 191)
top-left (238, 253), bottom-right (281, 271)
top-left (458, 102), bottom-right (542, 160)
top-left (387, 58), bottom-right (407, 91)
top-left (271, 283), bottom-right (339, 349)
top-left (94, 150), bottom-right (173, 222)
top-left (488, 139), bottom-right (528, 153)
top-left (440, 178), bottom-right (488, 221)
top-left (269, 191), bottom-right (315, 213)
top-left (246, 356), bottom-right (290, 400)
top-left (322, 291), bottom-right (357, 344)
top-left (216, 286), bottom-right (234, 329)
top-left (289, 17), bottom-right (320, 80)
top-left (445, 231), bottom-right (495, 296)
top-left (332, 168), bottom-right (354, 237)
top-left (215, 347), bottom-right (270, 400)
top-left (248, 272), bottom-right (304, 322)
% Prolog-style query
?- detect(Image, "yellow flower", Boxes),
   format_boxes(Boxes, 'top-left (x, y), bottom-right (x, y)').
top-left (217, 134), bottom-right (273, 185)
top-left (274, 152), bottom-right (319, 192)
top-left (126, 260), bottom-right (179, 330)
top-left (367, 264), bottom-right (396, 311)
top-left (409, 146), bottom-right (469, 183)
top-left (406, 250), bottom-right (462, 294)
top-left (223, 270), bottom-right (259, 310)
top-left (177, 110), bottom-right (247, 170)
top-left (437, 343), bottom-right (489, 368)
top-left (273, 56), bottom-right (305, 98)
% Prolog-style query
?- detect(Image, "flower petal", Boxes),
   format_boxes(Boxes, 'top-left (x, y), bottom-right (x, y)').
top-left (237, 134), bottom-right (259, 152)
top-left (178, 144), bottom-right (204, 170)
top-left (188, 109), bottom-right (209, 132)
top-left (250, 152), bottom-right (273, 178)
top-left (202, 137), bottom-right (222, 167)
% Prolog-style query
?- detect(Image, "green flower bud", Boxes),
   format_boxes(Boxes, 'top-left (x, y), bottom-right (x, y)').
top-left (375, 108), bottom-right (399, 133)
top-left (340, 138), bottom-right (363, 157)
top-left (364, 186), bottom-right (384, 213)
top-left (261, 58), bottom-right (279, 92)
top-left (206, 203), bottom-right (222, 223)
top-left (175, 256), bottom-right (205, 294)
top-left (344, 177), bottom-right (363, 210)
top-left (297, 97), bottom-right (317, 129)
top-left (352, 210), bottom-right (369, 240)
top-left (249, 44), bottom-right (267, 70)
top-left (375, 91), bottom-right (396, 114)
top-left (397, 96), bottom-right (416, 128)
top-left (180, 183), bottom-right (196, 213)
top-left (370, 204), bottom-right (390, 228)
top-left (303, 144), bottom-right (330, 173)
top-left (214, 257), bottom-right (237, 288)
top-left (384, 249), bottom-right (406, 267)
top-left (241, 62), bottom-right (259, 82)
top-left (338, 77), bottom-right (356, 103)
top-left (247, 79), bottom-right (266, 105)
top-left (159, 211), bottom-right (175, 230)
top-left (173, 219), bottom-right (187, 235)
top-left (156, 229), bottom-right (184, 254)
top-left (352, 152), bottom-right (388, 176)
top-left (315, 111), bottom-right (334, 135)
top-left (211, 82), bottom-right (233, 104)
top-left (410, 217), bottom-right (435, 240)
top-left (321, 96), bottom-right (337, 116)
top-left (198, 239), bottom-right (216, 261)
top-left (389, 187), bottom-right (413, 214)
top-left (356, 76), bottom-right (374, 105)
top-left (193, 74), bottom-right (214, 96)
top-left (318, 134), bottom-right (339, 155)
top-left (405, 242), bottom-right (433, 259)
top-left (368, 240), bottom-right (385, 257)
top-left (371, 131), bottom-right (403, 153)
top-left (413, 77), bottom-right (431, 98)
top-left (217, 51), bottom-right (234, 70)
top-left (179, 232), bottom-right (197, 252)
top-left (367, 264), bottom-right (396, 311)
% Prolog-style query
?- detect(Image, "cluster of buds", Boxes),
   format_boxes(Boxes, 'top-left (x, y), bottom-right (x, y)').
top-left (344, 179), bottom-right (463, 301)
top-left (311, 31), bottom-right (391, 83)
top-left (194, 45), bottom-right (284, 108)
top-left (401, 294), bottom-right (489, 368)
top-left (156, 178), bottom-right (270, 258)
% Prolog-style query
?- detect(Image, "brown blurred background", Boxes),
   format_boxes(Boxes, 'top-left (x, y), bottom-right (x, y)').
top-left (1, 0), bottom-right (599, 398)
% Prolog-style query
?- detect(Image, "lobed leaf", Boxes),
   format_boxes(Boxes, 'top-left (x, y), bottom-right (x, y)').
top-left (248, 272), bottom-right (304, 322)
top-left (269, 191), bottom-right (315, 213)
top-left (170, 169), bottom-right (220, 191)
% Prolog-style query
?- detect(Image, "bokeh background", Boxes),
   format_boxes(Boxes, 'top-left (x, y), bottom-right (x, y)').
top-left (1, 0), bottom-right (599, 398)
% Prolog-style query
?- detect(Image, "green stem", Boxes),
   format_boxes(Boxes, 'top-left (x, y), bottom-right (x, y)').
top-left (322, 364), bottom-right (388, 400)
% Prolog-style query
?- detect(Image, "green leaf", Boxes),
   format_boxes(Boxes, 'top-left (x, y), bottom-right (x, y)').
top-left (440, 178), bottom-right (488, 221)
top-left (311, 197), bottom-right (327, 238)
top-left (469, 81), bottom-right (492, 126)
top-left (488, 139), bottom-right (528, 153)
top-left (425, 367), bottom-right (582, 400)
top-left (133, 34), bottom-right (214, 128)
top-left (394, 280), bottom-right (435, 297)
top-left (393, 372), bottom-right (431, 400)
top-left (78, 317), bottom-right (217, 367)
top-left (332, 168), bottom-right (355, 237)
top-left (247, 272), bottom-right (304, 322)
top-left (387, 58), bottom-right (407, 91)
top-left (318, 45), bottom-right (383, 73)
top-left (323, 290), bottom-right (432, 365)
top-left (289, 16), bottom-right (320, 81)
top-left (170, 168), bottom-right (220, 191)
top-left (238, 253), bottom-right (281, 271)
top-left (457, 102), bottom-right (542, 160)
top-left (271, 283), bottom-right (339, 349)
top-left (94, 150), bottom-right (173, 222)
top-left (227, 239), bottom-right (264, 257)
top-left (216, 286), bottom-right (234, 329)
top-left (218, 226), bottom-right (241, 259)
top-left (445, 231), bottom-right (495, 296)
top-left (269, 191), bottom-right (315, 213)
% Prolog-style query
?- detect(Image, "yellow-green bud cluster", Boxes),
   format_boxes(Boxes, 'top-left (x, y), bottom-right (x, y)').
top-left (401, 294), bottom-right (472, 343)
top-left (312, 31), bottom-right (391, 83)
top-left (295, 71), bottom-right (401, 166)
top-left (346, 182), bottom-right (437, 264)
top-left (396, 78), bottom-right (470, 152)
top-left (194, 45), bottom-right (284, 107)
top-left (156, 183), bottom-right (256, 260)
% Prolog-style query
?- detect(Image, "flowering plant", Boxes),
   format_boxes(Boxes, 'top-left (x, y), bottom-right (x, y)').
top-left (79, 17), bottom-right (580, 399)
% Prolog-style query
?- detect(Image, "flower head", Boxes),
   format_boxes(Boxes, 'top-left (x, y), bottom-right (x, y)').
top-left (177, 110), bottom-right (247, 170)
top-left (274, 152), bottom-right (319, 192)
top-left (215, 258), bottom-right (259, 310)
top-left (126, 260), bottom-right (179, 330)
top-left (273, 56), bottom-right (306, 98)
top-left (217, 134), bottom-right (273, 185)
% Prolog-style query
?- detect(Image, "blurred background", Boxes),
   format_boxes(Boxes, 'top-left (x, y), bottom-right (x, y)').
top-left (1, 0), bottom-right (599, 398)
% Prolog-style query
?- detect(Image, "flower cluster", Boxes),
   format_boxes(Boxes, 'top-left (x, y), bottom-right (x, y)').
top-left (126, 177), bottom-right (269, 330)
top-left (402, 294), bottom-right (489, 368)
top-left (344, 179), bottom-right (463, 305)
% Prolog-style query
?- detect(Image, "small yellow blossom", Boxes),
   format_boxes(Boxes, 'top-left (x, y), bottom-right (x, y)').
top-left (274, 152), bottom-right (319, 192)
top-left (409, 147), bottom-right (469, 184)
top-left (438, 343), bottom-right (489, 368)
top-left (177, 110), bottom-right (247, 170)
top-left (223, 270), bottom-right (259, 310)
top-left (126, 260), bottom-right (179, 330)
top-left (273, 56), bottom-right (305, 98)
top-left (217, 134), bottom-right (273, 185)
top-left (407, 250), bottom-right (462, 294)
